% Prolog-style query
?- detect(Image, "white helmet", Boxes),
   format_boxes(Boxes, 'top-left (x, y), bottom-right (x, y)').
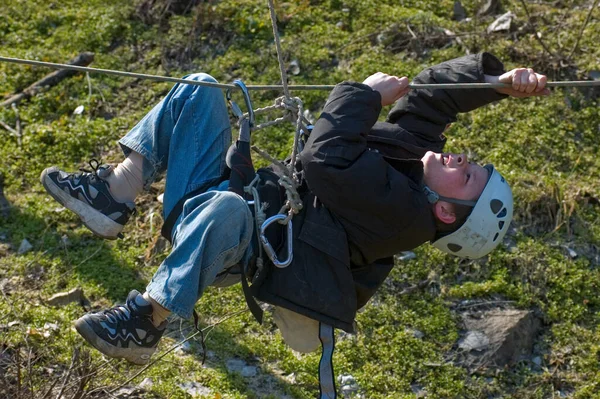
top-left (430, 165), bottom-right (513, 259)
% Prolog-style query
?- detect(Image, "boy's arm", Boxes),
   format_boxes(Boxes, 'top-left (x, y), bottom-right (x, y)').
top-left (385, 53), bottom-right (510, 148)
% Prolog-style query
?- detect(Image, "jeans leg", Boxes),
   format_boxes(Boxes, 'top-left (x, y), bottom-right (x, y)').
top-left (118, 73), bottom-right (231, 219)
top-left (145, 190), bottom-right (253, 319)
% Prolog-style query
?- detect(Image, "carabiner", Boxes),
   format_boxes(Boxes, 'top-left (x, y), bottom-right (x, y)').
top-left (259, 214), bottom-right (293, 268)
top-left (226, 79), bottom-right (255, 128)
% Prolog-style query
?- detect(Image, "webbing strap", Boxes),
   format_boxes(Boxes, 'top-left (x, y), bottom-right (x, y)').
top-left (318, 323), bottom-right (337, 399)
top-left (241, 272), bottom-right (263, 324)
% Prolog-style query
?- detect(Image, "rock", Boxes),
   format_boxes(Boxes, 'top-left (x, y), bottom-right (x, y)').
top-left (456, 309), bottom-right (542, 368)
top-left (73, 105), bottom-right (85, 115)
top-left (178, 381), bottom-right (211, 397)
top-left (478, 0), bottom-right (500, 16)
top-left (226, 358), bottom-right (247, 373)
top-left (175, 340), bottom-right (193, 354)
top-left (339, 374), bottom-right (360, 397)
top-left (405, 328), bottom-right (425, 339)
top-left (487, 11), bottom-right (515, 33)
top-left (241, 365), bottom-right (258, 377)
top-left (18, 239), bottom-right (33, 254)
top-left (138, 377), bottom-right (154, 390)
top-left (113, 386), bottom-right (145, 398)
top-left (395, 251), bottom-right (416, 262)
top-left (458, 331), bottom-right (490, 351)
top-left (288, 59), bottom-right (301, 75)
top-left (532, 356), bottom-right (542, 366)
top-left (46, 287), bottom-right (88, 307)
top-left (453, 1), bottom-right (467, 21)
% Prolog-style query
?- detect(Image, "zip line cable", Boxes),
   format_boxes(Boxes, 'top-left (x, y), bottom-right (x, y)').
top-left (1, 55), bottom-right (600, 92)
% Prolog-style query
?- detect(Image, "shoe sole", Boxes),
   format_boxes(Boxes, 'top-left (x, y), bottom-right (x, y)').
top-left (74, 316), bottom-right (156, 365)
top-left (40, 167), bottom-right (123, 240)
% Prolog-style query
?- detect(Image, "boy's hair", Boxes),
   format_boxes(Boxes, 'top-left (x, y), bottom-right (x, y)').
top-left (434, 202), bottom-right (473, 237)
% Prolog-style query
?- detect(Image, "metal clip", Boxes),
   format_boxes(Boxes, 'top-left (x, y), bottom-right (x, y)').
top-left (226, 79), bottom-right (255, 128)
top-left (259, 214), bottom-right (293, 268)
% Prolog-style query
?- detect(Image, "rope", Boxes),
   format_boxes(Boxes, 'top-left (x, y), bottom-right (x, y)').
top-left (267, 0), bottom-right (291, 99)
top-left (2, 55), bottom-right (599, 91)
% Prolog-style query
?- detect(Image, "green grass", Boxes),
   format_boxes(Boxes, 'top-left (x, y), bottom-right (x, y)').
top-left (1, 0), bottom-right (599, 398)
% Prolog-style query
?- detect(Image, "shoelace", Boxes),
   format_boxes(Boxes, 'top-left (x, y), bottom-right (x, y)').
top-left (74, 158), bottom-right (109, 185)
top-left (103, 305), bottom-right (131, 324)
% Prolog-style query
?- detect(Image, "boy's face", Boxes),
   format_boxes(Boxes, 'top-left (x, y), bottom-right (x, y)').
top-left (421, 151), bottom-right (489, 203)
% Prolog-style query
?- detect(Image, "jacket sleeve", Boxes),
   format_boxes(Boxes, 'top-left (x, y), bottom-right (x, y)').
top-left (385, 52), bottom-right (508, 151)
top-left (299, 82), bottom-right (434, 262)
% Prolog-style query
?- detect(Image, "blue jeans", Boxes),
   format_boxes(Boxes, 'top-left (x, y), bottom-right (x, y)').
top-left (119, 73), bottom-right (253, 319)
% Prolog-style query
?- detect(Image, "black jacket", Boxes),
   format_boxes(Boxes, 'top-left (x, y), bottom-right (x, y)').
top-left (253, 53), bottom-right (507, 332)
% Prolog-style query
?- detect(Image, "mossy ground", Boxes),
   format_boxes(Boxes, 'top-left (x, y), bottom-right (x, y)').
top-left (0, 0), bottom-right (599, 398)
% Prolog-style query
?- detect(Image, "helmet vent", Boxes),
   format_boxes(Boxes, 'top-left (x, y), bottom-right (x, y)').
top-left (490, 199), bottom-right (503, 213)
top-left (497, 208), bottom-right (507, 218)
top-left (447, 243), bottom-right (462, 252)
top-left (498, 221), bottom-right (505, 230)
top-left (493, 232), bottom-right (499, 242)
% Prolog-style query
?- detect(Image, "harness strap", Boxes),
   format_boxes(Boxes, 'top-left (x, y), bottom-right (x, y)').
top-left (241, 269), bottom-right (263, 324)
top-left (318, 323), bottom-right (337, 399)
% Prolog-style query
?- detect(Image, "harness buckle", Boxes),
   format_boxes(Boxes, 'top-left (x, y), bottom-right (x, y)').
top-left (260, 214), bottom-right (293, 268)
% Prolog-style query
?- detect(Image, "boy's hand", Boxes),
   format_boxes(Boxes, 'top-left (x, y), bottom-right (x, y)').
top-left (363, 73), bottom-right (410, 106)
top-left (487, 68), bottom-right (550, 98)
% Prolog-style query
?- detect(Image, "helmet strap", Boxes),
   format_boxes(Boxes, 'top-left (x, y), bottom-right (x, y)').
top-left (422, 185), bottom-right (476, 207)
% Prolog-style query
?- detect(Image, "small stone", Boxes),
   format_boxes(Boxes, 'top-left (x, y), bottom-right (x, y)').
top-left (405, 328), bottom-right (425, 339)
top-left (339, 374), bottom-right (360, 396)
top-left (18, 239), bottom-right (33, 254)
top-left (285, 372), bottom-right (297, 383)
top-left (177, 381), bottom-right (211, 397)
top-left (180, 341), bottom-right (193, 353)
top-left (458, 330), bottom-right (490, 351)
top-left (564, 246), bottom-right (577, 259)
top-left (73, 105), bottom-right (85, 115)
top-left (288, 59), bottom-right (301, 75)
top-left (226, 358), bottom-right (246, 373)
top-left (532, 356), bottom-right (542, 366)
top-left (138, 377), bottom-right (154, 390)
top-left (487, 12), bottom-right (515, 33)
top-left (395, 251), bottom-right (416, 262)
top-left (241, 365), bottom-right (258, 377)
top-left (157, 193), bottom-right (164, 203)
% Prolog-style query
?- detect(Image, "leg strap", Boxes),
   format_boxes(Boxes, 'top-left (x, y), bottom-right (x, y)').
top-left (318, 322), bottom-right (337, 399)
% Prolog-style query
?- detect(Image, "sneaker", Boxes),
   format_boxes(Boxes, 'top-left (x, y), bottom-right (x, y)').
top-left (74, 290), bottom-right (167, 365)
top-left (40, 159), bottom-right (135, 239)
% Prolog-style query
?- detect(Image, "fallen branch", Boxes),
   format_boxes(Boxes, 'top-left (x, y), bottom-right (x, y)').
top-left (1, 52), bottom-right (95, 108)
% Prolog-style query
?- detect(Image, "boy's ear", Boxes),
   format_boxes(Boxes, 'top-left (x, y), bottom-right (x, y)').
top-left (434, 201), bottom-right (456, 224)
